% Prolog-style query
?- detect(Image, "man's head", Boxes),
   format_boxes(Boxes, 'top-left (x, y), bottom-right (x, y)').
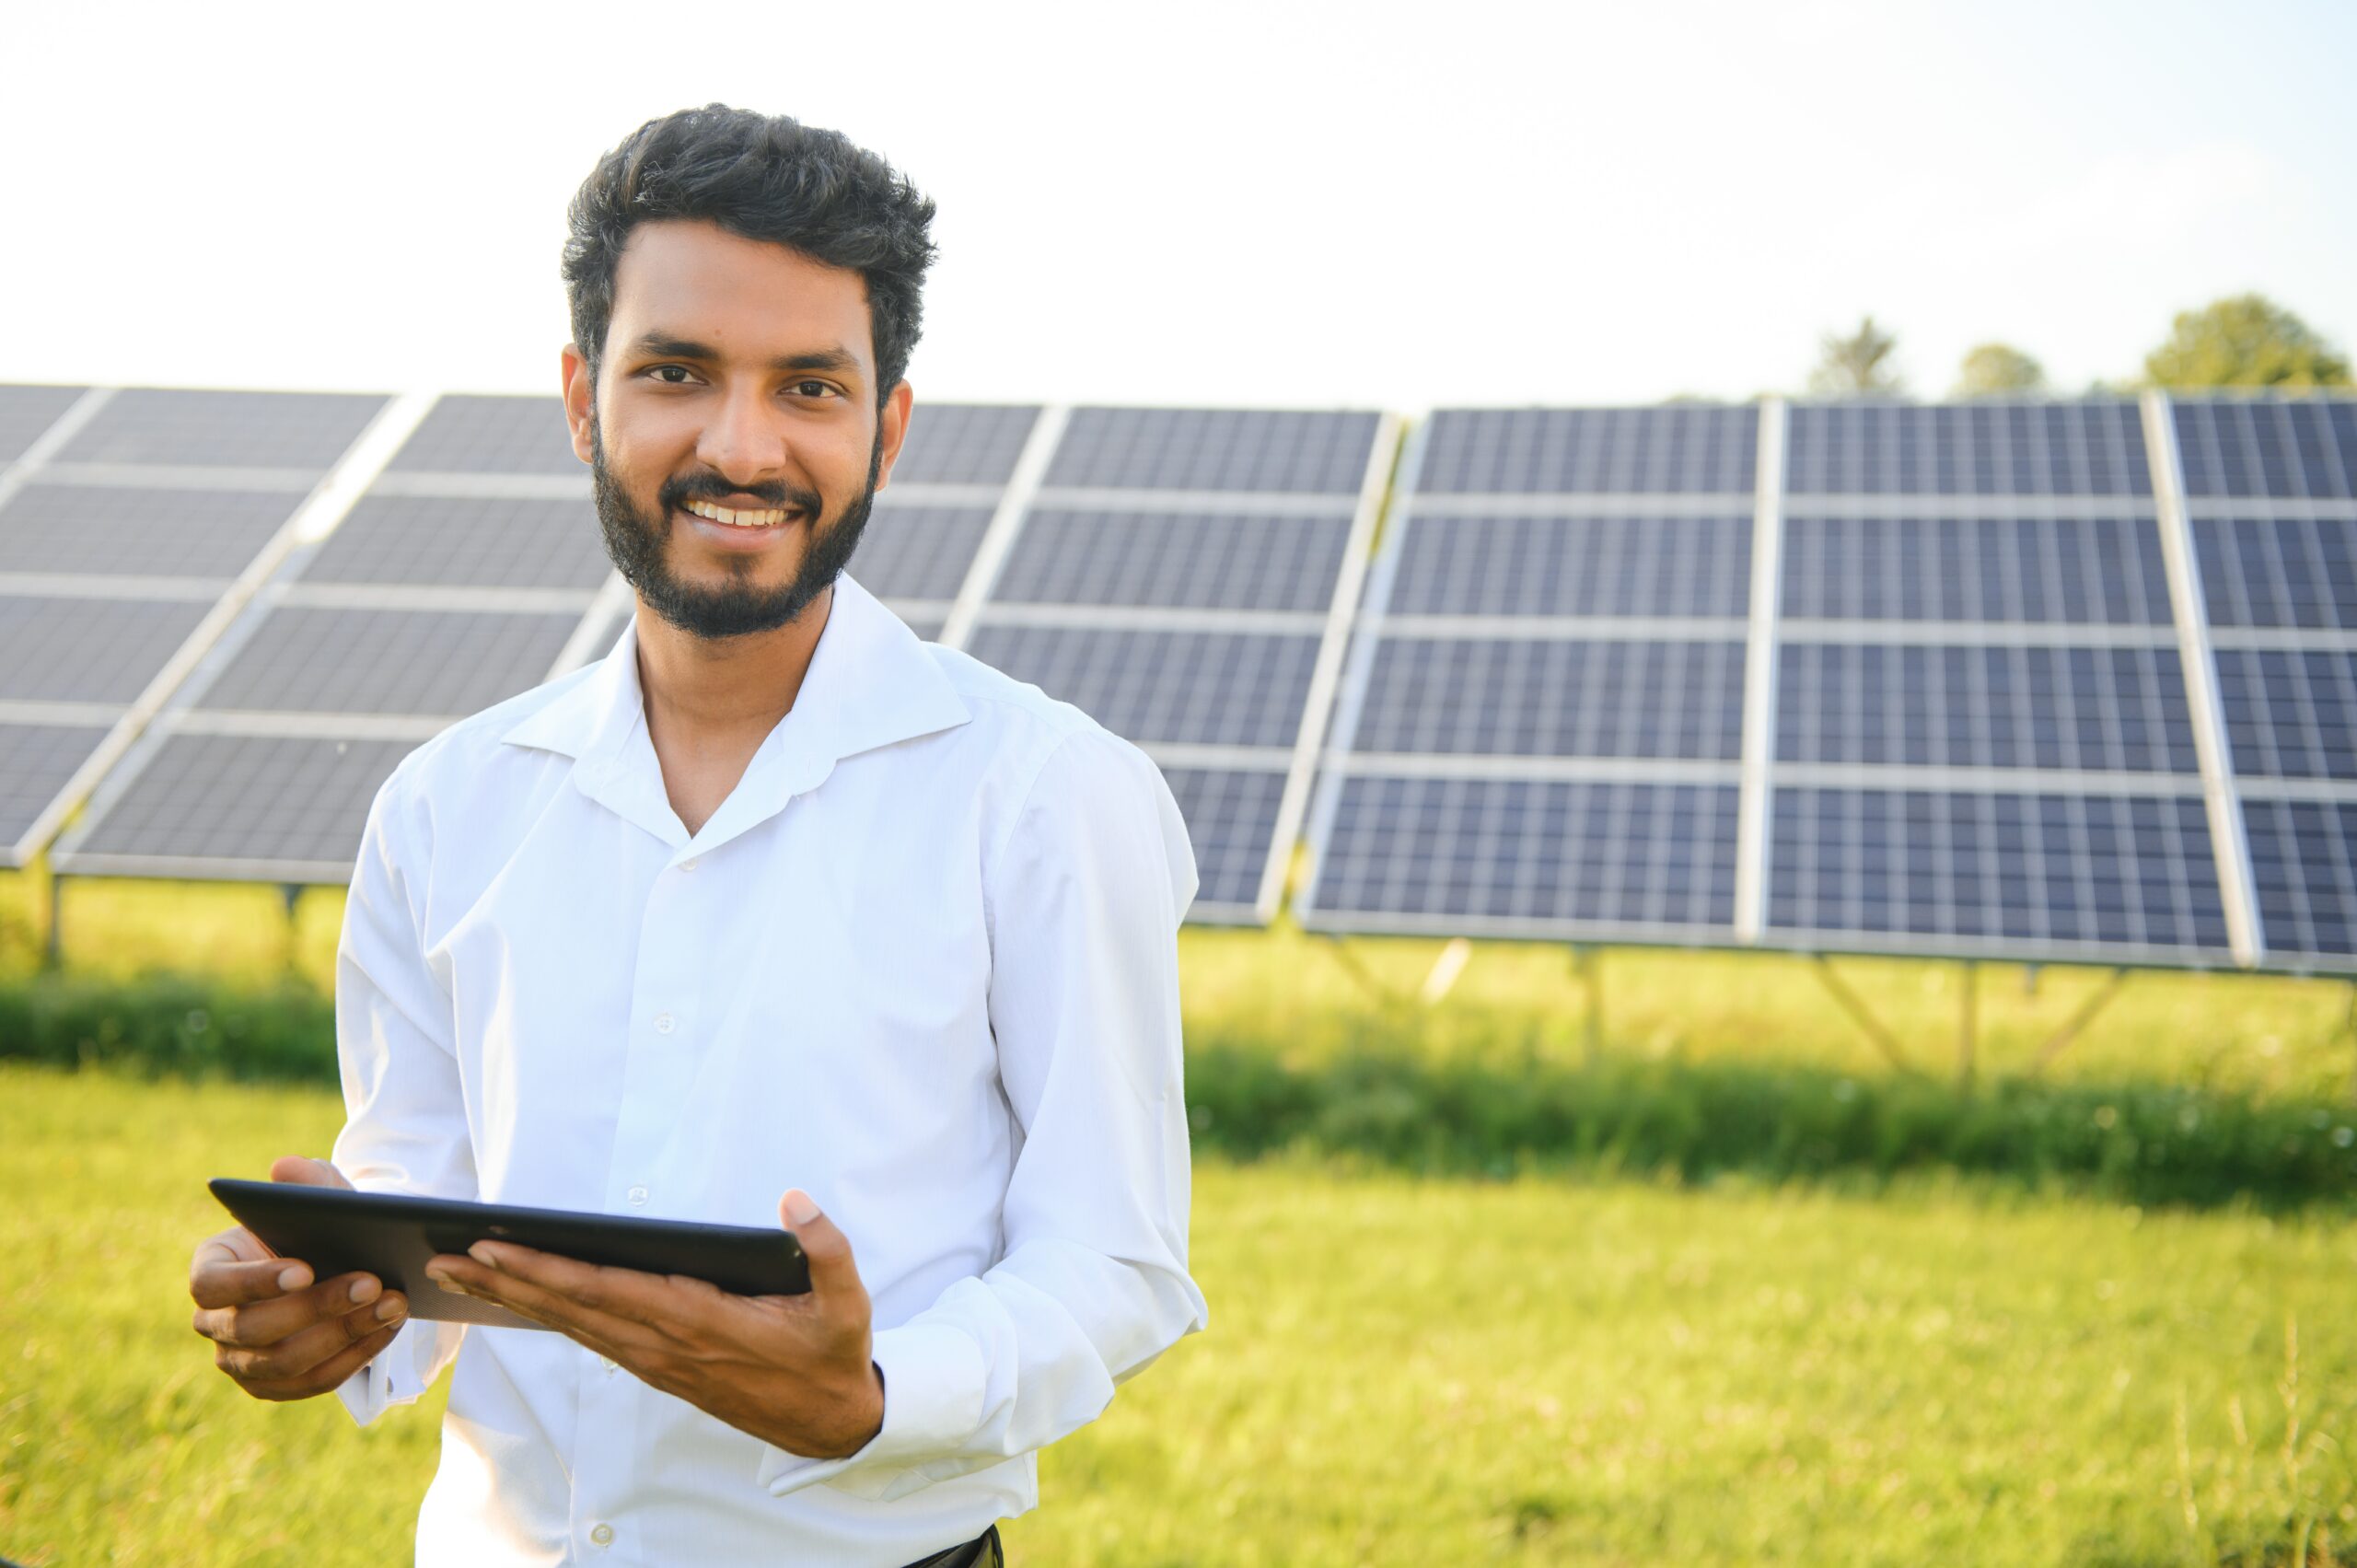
top-left (559, 107), bottom-right (937, 641)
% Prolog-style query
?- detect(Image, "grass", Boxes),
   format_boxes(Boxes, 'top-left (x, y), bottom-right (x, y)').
top-left (3, 1065), bottom-right (2355, 1566)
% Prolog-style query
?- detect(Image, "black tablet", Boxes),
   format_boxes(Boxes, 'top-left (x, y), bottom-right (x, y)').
top-left (209, 1179), bottom-right (812, 1332)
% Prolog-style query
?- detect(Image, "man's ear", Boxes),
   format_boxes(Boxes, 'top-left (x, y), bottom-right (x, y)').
top-left (874, 380), bottom-right (915, 492)
top-left (561, 344), bottom-right (597, 465)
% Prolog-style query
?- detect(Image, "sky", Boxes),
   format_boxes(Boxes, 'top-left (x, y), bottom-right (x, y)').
top-left (5, 0), bottom-right (2353, 414)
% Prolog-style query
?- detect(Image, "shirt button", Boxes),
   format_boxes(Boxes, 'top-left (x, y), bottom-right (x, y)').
top-left (600, 1355), bottom-right (618, 1373)
top-left (653, 1012), bottom-right (676, 1035)
top-left (590, 1523), bottom-right (614, 1547)
top-left (627, 1186), bottom-right (649, 1206)
top-left (679, 856), bottom-right (700, 872)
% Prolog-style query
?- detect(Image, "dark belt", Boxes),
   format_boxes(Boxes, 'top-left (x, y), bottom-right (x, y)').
top-left (900, 1523), bottom-right (1002, 1568)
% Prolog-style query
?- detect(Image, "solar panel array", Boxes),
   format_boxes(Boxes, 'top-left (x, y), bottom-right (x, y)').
top-left (49, 394), bottom-right (1045, 881)
top-left (951, 406), bottom-right (1396, 921)
top-left (6, 381), bottom-right (2351, 970)
top-left (1, 387), bottom-right (389, 866)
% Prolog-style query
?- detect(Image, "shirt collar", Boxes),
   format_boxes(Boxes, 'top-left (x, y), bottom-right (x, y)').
top-left (502, 573), bottom-right (971, 853)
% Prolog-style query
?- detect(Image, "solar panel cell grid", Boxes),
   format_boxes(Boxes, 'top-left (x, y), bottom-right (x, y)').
top-left (2212, 649), bottom-right (2357, 780)
top-left (0, 595), bottom-right (210, 703)
top-left (1784, 401), bottom-right (2150, 496)
top-left (1776, 644), bottom-right (2200, 773)
top-left (2173, 400), bottom-right (2357, 501)
top-left (1780, 515), bottom-right (2173, 624)
top-left (965, 624), bottom-right (1321, 749)
top-left (200, 608), bottom-right (580, 716)
top-left (68, 732), bottom-right (412, 869)
top-left (383, 395), bottom-right (580, 475)
top-left (56, 389), bottom-right (385, 471)
top-left (1044, 408), bottom-right (1379, 494)
top-left (0, 724), bottom-right (105, 847)
top-left (1158, 766), bottom-right (1288, 911)
top-left (1357, 638), bottom-right (1747, 760)
top-left (0, 484), bottom-right (302, 578)
top-left (849, 504), bottom-right (995, 603)
top-left (305, 494), bottom-right (610, 590)
top-left (0, 386), bottom-right (86, 463)
top-left (1416, 406), bottom-right (1758, 495)
top-left (990, 509), bottom-right (1353, 611)
top-left (1768, 789), bottom-right (2228, 950)
top-left (2242, 799), bottom-right (2357, 962)
top-left (889, 404), bottom-right (1041, 486)
top-left (2194, 517), bottom-right (2357, 630)
top-left (1389, 514), bottom-right (1752, 618)
top-left (1313, 776), bottom-right (1739, 927)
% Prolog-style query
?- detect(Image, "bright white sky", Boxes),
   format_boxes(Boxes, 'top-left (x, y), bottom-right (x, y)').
top-left (6, 0), bottom-right (2352, 413)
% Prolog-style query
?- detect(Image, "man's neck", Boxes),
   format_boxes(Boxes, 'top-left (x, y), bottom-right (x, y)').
top-left (633, 583), bottom-right (834, 757)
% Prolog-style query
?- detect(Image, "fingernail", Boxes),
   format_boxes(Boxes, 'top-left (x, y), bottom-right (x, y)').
top-left (424, 1262), bottom-right (450, 1283)
top-left (784, 1190), bottom-right (819, 1225)
top-left (277, 1266), bottom-right (309, 1292)
top-left (376, 1296), bottom-right (405, 1322)
top-left (350, 1276), bottom-right (380, 1305)
top-left (469, 1243), bottom-right (499, 1269)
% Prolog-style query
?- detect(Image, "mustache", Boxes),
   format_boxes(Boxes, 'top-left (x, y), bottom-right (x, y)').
top-left (658, 471), bottom-right (826, 517)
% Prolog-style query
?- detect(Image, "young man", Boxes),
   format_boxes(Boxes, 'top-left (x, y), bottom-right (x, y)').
top-left (187, 106), bottom-right (1207, 1567)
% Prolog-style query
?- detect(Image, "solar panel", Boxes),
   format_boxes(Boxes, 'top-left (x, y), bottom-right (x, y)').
top-left (1303, 406), bottom-right (1757, 943)
top-left (2242, 799), bottom-right (2357, 962)
top-left (2174, 397), bottom-right (2357, 500)
top-left (199, 607), bottom-right (584, 716)
top-left (891, 403), bottom-right (1042, 486)
top-left (56, 389), bottom-right (384, 471)
top-left (992, 508), bottom-right (1353, 612)
top-left (383, 394), bottom-right (578, 475)
top-left (2195, 516), bottom-right (2357, 630)
top-left (0, 594), bottom-right (214, 703)
top-left (0, 482), bottom-right (313, 578)
top-left (0, 386), bottom-right (87, 464)
top-left (1044, 407), bottom-right (1379, 494)
top-left (304, 494), bottom-right (610, 590)
top-left (851, 502), bottom-right (996, 605)
top-left (1781, 514), bottom-right (2173, 624)
top-left (0, 722), bottom-right (110, 848)
top-left (1161, 767), bottom-right (1293, 912)
top-left (1785, 401), bottom-right (2150, 496)
top-left (966, 625), bottom-right (1322, 749)
top-left (61, 733), bottom-right (416, 879)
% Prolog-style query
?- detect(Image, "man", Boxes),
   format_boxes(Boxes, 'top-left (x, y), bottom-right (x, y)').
top-left (186, 105), bottom-right (1207, 1567)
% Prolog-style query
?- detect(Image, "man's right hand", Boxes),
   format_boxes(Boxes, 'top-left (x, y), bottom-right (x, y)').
top-left (190, 1156), bottom-right (409, 1401)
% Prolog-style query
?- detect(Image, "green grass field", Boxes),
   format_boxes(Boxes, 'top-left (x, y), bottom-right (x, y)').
top-left (3, 1064), bottom-right (2353, 1566)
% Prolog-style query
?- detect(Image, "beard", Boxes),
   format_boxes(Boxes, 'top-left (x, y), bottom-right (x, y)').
top-left (590, 417), bottom-right (881, 642)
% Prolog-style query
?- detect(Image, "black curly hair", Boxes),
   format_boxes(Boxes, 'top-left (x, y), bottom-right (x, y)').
top-left (563, 105), bottom-right (938, 406)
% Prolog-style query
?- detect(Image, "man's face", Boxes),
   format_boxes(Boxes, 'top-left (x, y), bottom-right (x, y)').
top-left (563, 219), bottom-right (911, 641)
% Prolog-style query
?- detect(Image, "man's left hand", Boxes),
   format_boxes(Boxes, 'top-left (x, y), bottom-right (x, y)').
top-left (424, 1188), bottom-right (884, 1460)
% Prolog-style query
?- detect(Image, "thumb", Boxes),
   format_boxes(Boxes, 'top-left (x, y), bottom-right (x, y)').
top-left (269, 1156), bottom-right (353, 1190)
top-left (779, 1189), bottom-right (864, 1301)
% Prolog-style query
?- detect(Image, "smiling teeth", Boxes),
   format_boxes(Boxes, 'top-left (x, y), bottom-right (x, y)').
top-left (684, 500), bottom-right (792, 528)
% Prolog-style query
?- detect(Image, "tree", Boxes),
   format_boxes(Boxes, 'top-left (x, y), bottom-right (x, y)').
top-left (1954, 343), bottom-right (2046, 397)
top-left (1807, 316), bottom-right (1904, 396)
top-left (2143, 294), bottom-right (2351, 389)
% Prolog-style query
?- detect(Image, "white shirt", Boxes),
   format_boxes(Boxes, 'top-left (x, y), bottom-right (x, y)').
top-left (329, 574), bottom-right (1208, 1566)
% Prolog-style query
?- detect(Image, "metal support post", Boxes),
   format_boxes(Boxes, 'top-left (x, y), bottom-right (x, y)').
top-left (1956, 960), bottom-right (1977, 1090)
top-left (43, 871), bottom-right (64, 971)
top-left (281, 883), bottom-right (303, 976)
top-left (1810, 954), bottom-right (1915, 1075)
top-left (2027, 968), bottom-right (2132, 1077)
top-left (1572, 945), bottom-right (1604, 1065)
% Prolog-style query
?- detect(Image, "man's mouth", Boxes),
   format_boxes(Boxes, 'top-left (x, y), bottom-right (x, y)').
top-left (679, 498), bottom-right (805, 529)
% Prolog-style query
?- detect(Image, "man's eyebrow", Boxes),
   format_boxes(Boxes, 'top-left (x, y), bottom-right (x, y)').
top-left (769, 347), bottom-right (862, 377)
top-left (623, 333), bottom-right (863, 379)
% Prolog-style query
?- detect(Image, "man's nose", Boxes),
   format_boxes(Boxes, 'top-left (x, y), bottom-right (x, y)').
top-left (694, 382), bottom-right (790, 485)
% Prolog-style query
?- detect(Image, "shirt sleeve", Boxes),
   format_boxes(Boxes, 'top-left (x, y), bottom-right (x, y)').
top-left (329, 763), bottom-right (476, 1426)
top-left (757, 726), bottom-right (1211, 1502)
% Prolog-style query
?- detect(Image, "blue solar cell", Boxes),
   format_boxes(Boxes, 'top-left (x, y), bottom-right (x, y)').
top-left (385, 395), bottom-right (578, 475)
top-left (1357, 638), bottom-right (1746, 760)
top-left (848, 504), bottom-right (994, 603)
top-left (1158, 767), bottom-right (1288, 912)
top-left (1777, 644), bottom-right (2199, 774)
top-left (1781, 515), bottom-right (2172, 624)
top-left (1417, 406), bottom-right (1758, 495)
top-left (992, 508), bottom-right (1352, 611)
top-left (1312, 776), bottom-right (1738, 928)
top-left (1045, 408), bottom-right (1377, 494)
top-left (2213, 650), bottom-right (2357, 780)
top-left (2173, 399), bottom-right (2357, 501)
top-left (1390, 514), bottom-right (1751, 618)
top-left (1785, 401), bottom-right (2150, 496)
top-left (1767, 789), bottom-right (2228, 950)
top-left (57, 389), bottom-right (385, 471)
top-left (891, 404), bottom-right (1042, 486)
top-left (2194, 517), bottom-right (2357, 630)
top-left (965, 624), bottom-right (1319, 749)
top-left (2242, 798), bottom-right (2357, 963)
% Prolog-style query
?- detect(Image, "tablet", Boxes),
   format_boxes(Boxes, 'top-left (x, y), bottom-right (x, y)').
top-left (209, 1179), bottom-right (812, 1332)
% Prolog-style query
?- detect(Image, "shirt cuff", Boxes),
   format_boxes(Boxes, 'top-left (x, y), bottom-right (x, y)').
top-left (335, 1318), bottom-right (459, 1426)
top-left (754, 1319), bottom-right (989, 1501)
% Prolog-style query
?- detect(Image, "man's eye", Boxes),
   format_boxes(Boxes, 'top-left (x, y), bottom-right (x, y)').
top-left (791, 380), bottom-right (837, 399)
top-left (650, 366), bottom-right (695, 385)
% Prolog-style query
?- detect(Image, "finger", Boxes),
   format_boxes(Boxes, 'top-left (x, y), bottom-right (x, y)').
top-left (216, 1288), bottom-right (408, 1383)
top-left (452, 1245), bottom-right (687, 1339)
top-left (269, 1156), bottom-right (353, 1191)
top-left (426, 1251), bottom-right (668, 1351)
top-left (196, 1271), bottom-right (385, 1349)
top-left (192, 1227), bottom-right (318, 1309)
top-left (240, 1318), bottom-right (407, 1403)
top-left (780, 1191), bottom-right (865, 1304)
